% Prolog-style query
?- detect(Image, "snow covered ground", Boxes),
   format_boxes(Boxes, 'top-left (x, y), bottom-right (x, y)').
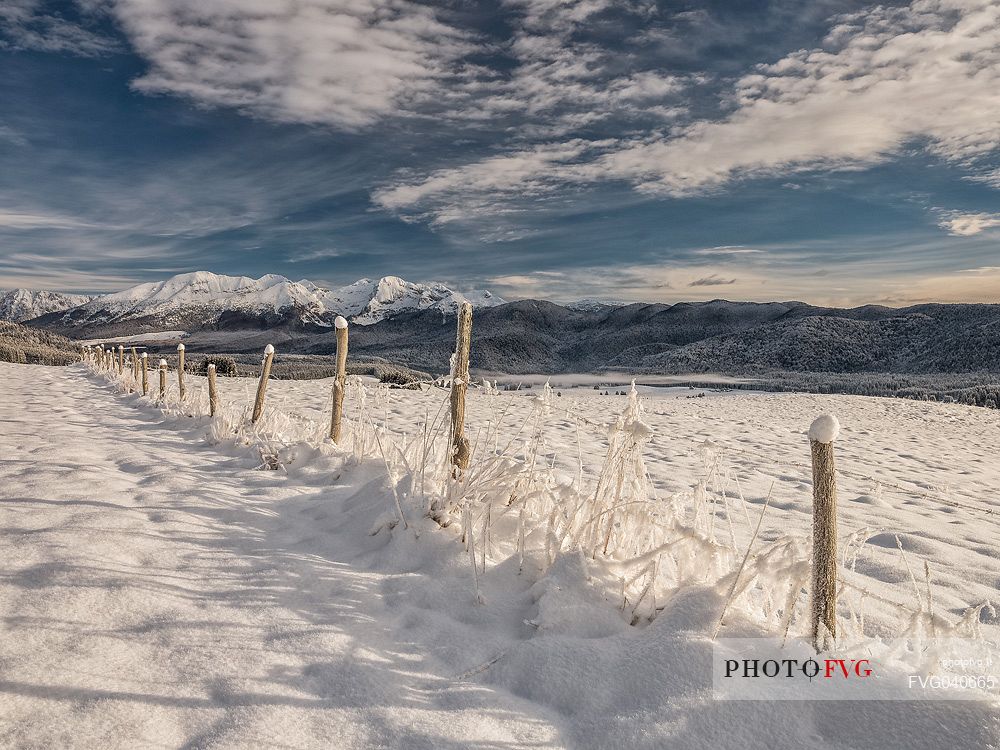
top-left (78, 330), bottom-right (189, 346)
top-left (1, 361), bottom-right (998, 748)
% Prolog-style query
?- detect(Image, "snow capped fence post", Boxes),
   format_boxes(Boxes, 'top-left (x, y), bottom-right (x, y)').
top-left (251, 344), bottom-right (275, 425)
top-left (131, 347), bottom-right (139, 381)
top-left (140, 353), bottom-right (149, 396)
top-left (809, 414), bottom-right (840, 651)
top-left (329, 317), bottom-right (349, 443)
top-left (176, 344), bottom-right (186, 401)
top-left (117, 345), bottom-right (125, 374)
top-left (450, 302), bottom-right (473, 473)
top-left (207, 363), bottom-right (218, 418)
top-left (158, 359), bottom-right (167, 401)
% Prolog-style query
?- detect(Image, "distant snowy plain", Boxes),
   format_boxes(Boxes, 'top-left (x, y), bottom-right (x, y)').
top-left (1, 362), bottom-right (998, 748)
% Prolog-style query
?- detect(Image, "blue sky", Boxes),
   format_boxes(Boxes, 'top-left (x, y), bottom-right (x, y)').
top-left (0, 0), bottom-right (998, 305)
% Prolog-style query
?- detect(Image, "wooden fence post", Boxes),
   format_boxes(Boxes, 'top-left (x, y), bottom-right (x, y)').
top-left (176, 343), bottom-right (186, 400)
top-left (131, 347), bottom-right (139, 381)
top-left (141, 352), bottom-right (149, 395)
top-left (251, 344), bottom-right (275, 424)
top-left (329, 317), bottom-right (349, 442)
top-left (117, 345), bottom-right (124, 374)
top-left (207, 363), bottom-right (219, 418)
top-left (450, 302), bottom-right (473, 472)
top-left (97, 347), bottom-right (104, 369)
top-left (159, 359), bottom-right (167, 400)
top-left (809, 414), bottom-right (840, 651)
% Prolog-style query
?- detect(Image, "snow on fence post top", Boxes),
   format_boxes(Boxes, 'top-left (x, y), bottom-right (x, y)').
top-left (334, 315), bottom-right (348, 329)
top-left (177, 343), bottom-right (184, 351)
top-left (808, 414), bottom-right (840, 444)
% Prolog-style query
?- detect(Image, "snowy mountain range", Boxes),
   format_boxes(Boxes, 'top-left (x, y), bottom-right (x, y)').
top-left (0, 289), bottom-right (93, 323)
top-left (31, 272), bottom-right (504, 335)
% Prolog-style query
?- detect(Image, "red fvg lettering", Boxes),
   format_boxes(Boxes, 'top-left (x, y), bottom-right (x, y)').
top-left (824, 659), bottom-right (872, 678)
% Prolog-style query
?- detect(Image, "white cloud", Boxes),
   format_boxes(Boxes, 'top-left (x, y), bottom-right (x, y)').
top-left (377, 0), bottom-right (1000, 221)
top-left (939, 212), bottom-right (1000, 236)
top-left (110, 0), bottom-right (475, 129)
top-left (601, 0), bottom-right (1000, 195)
top-left (105, 0), bottom-right (688, 140)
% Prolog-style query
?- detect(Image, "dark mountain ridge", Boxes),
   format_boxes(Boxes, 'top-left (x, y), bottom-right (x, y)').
top-left (309, 299), bottom-right (1000, 376)
top-left (28, 297), bottom-right (1000, 377)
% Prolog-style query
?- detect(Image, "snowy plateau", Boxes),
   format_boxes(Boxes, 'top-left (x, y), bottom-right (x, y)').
top-left (0, 360), bottom-right (997, 749)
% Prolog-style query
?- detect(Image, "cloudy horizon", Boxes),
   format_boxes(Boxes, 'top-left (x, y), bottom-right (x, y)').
top-left (1, 0), bottom-right (999, 306)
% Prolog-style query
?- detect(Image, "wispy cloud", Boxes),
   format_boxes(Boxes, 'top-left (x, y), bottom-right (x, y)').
top-left (372, 140), bottom-right (613, 224)
top-left (692, 246), bottom-right (765, 256)
top-left (0, 208), bottom-right (92, 229)
top-left (288, 247), bottom-right (346, 263)
top-left (939, 212), bottom-right (1000, 237)
top-left (688, 274), bottom-right (737, 287)
top-left (0, 0), bottom-right (118, 56)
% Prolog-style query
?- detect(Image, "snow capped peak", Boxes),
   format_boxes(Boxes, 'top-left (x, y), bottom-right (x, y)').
top-left (58, 271), bottom-right (505, 331)
top-left (317, 274), bottom-right (505, 325)
top-left (0, 288), bottom-right (93, 322)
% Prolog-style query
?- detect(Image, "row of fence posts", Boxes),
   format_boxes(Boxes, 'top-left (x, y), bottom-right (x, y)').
top-left (79, 301), bottom-right (841, 651)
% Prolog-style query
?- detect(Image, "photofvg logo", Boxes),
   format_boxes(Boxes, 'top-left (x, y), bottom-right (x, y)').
top-left (712, 638), bottom-right (999, 701)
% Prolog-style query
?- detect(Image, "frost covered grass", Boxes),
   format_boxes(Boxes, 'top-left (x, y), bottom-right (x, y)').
top-left (89, 354), bottom-right (999, 653)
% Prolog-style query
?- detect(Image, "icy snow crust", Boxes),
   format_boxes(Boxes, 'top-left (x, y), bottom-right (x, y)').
top-left (1, 363), bottom-right (998, 748)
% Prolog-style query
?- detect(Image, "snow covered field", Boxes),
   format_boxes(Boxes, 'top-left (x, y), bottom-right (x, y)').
top-left (1, 361), bottom-right (998, 748)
